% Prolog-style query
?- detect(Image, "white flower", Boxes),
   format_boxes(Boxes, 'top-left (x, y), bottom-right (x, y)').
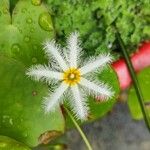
top-left (26, 32), bottom-right (114, 120)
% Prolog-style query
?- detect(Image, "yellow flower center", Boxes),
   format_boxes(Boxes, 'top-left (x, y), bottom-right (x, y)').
top-left (63, 68), bottom-right (81, 86)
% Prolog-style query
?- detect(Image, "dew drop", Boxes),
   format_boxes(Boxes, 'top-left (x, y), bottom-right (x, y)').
top-left (18, 27), bottom-right (22, 33)
top-left (21, 8), bottom-right (27, 13)
top-left (32, 57), bottom-right (37, 63)
top-left (26, 18), bottom-right (33, 24)
top-left (38, 12), bottom-right (53, 31)
top-left (23, 133), bottom-right (28, 138)
top-left (32, 0), bottom-right (41, 6)
top-left (24, 36), bottom-right (30, 43)
top-left (9, 118), bottom-right (13, 125)
top-left (30, 28), bottom-right (34, 33)
top-left (11, 44), bottom-right (20, 53)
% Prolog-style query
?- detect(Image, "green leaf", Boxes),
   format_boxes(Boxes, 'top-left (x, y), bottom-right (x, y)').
top-left (0, 1), bottom-right (64, 147)
top-left (0, 136), bottom-right (31, 150)
top-left (0, 0), bottom-right (54, 66)
top-left (0, 55), bottom-right (65, 147)
top-left (128, 67), bottom-right (150, 120)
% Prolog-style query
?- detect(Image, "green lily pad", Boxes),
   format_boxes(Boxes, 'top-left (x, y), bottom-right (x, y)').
top-left (0, 0), bottom-right (54, 66)
top-left (0, 55), bottom-right (65, 147)
top-left (0, 0), bottom-right (64, 147)
top-left (128, 67), bottom-right (150, 120)
top-left (0, 136), bottom-right (31, 150)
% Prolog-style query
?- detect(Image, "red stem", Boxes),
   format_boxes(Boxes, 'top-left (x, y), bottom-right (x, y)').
top-left (112, 41), bottom-right (150, 90)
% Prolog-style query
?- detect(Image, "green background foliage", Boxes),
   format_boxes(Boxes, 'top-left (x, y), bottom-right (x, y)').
top-left (46, 0), bottom-right (150, 55)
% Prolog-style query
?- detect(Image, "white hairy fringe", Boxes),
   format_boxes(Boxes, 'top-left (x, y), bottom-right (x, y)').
top-left (80, 77), bottom-right (114, 100)
top-left (80, 53), bottom-right (113, 75)
top-left (26, 64), bottom-right (62, 84)
top-left (43, 40), bottom-right (68, 71)
top-left (42, 83), bottom-right (68, 113)
top-left (70, 85), bottom-right (89, 120)
top-left (67, 32), bottom-right (83, 68)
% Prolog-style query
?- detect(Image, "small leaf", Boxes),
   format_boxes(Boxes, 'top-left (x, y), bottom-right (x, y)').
top-left (0, 136), bottom-right (31, 150)
top-left (128, 67), bottom-right (150, 120)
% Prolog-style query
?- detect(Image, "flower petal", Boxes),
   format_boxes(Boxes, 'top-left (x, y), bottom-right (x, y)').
top-left (43, 83), bottom-right (68, 112)
top-left (44, 40), bottom-right (68, 71)
top-left (80, 77), bottom-right (114, 99)
top-left (26, 65), bottom-right (62, 82)
top-left (68, 32), bottom-right (82, 68)
top-left (71, 85), bottom-right (89, 120)
top-left (80, 53), bottom-right (112, 75)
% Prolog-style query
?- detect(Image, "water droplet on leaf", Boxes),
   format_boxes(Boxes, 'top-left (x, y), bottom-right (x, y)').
top-left (21, 8), bottom-right (27, 13)
top-left (23, 133), bottom-right (28, 138)
top-left (38, 12), bottom-right (53, 31)
top-left (32, 0), bottom-right (41, 6)
top-left (11, 44), bottom-right (20, 53)
top-left (24, 36), bottom-right (30, 43)
top-left (26, 18), bottom-right (33, 24)
top-left (30, 28), bottom-right (34, 33)
top-left (32, 57), bottom-right (37, 63)
top-left (9, 118), bottom-right (13, 125)
top-left (18, 27), bottom-right (22, 33)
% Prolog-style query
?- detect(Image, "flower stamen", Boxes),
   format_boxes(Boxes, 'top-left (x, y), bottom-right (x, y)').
top-left (63, 68), bottom-right (81, 86)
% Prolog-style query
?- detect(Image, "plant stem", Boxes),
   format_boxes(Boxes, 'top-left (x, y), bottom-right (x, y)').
top-left (64, 106), bottom-right (93, 150)
top-left (115, 29), bottom-right (150, 131)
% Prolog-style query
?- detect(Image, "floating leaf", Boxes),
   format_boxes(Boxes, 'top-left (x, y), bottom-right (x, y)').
top-left (0, 136), bottom-right (31, 150)
top-left (128, 67), bottom-right (150, 120)
top-left (0, 0), bottom-right (54, 66)
top-left (0, 56), bottom-right (65, 147)
top-left (0, 1), bottom-right (64, 147)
